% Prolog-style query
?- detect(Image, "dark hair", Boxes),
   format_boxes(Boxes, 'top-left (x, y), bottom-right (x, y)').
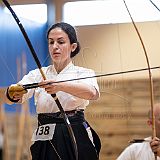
top-left (47, 22), bottom-right (80, 58)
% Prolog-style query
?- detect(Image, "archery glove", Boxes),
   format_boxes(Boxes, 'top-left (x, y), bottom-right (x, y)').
top-left (6, 84), bottom-right (27, 103)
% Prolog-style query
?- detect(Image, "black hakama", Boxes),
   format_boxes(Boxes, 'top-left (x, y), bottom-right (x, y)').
top-left (30, 110), bottom-right (101, 160)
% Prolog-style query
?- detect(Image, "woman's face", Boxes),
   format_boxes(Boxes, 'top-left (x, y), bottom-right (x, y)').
top-left (48, 27), bottom-right (76, 67)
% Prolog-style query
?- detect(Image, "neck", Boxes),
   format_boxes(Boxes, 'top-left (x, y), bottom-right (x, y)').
top-left (53, 60), bottom-right (71, 73)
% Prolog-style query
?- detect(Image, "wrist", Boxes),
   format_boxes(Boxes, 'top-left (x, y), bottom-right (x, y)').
top-left (55, 82), bottom-right (65, 92)
top-left (157, 148), bottom-right (160, 157)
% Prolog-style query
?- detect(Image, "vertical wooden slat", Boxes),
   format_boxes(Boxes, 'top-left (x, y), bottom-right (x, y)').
top-left (0, 95), bottom-right (10, 160)
top-left (22, 53), bottom-right (32, 160)
top-left (15, 53), bottom-right (32, 160)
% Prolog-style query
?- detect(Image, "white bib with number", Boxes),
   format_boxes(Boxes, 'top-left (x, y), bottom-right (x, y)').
top-left (31, 124), bottom-right (56, 141)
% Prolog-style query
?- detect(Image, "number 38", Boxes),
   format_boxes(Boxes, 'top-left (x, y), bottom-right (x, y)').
top-left (36, 126), bottom-right (50, 135)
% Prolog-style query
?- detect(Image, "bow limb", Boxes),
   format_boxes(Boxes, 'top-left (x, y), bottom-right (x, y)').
top-left (149, 0), bottom-right (160, 12)
top-left (2, 0), bottom-right (78, 159)
top-left (123, 0), bottom-right (156, 158)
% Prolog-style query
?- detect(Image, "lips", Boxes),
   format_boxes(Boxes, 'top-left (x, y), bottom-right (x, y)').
top-left (53, 52), bottom-right (61, 55)
top-left (52, 52), bottom-right (61, 57)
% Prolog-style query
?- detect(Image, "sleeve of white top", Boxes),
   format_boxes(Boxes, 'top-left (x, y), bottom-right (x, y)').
top-left (116, 144), bottom-right (135, 160)
top-left (77, 68), bottom-right (100, 96)
top-left (17, 68), bottom-right (42, 103)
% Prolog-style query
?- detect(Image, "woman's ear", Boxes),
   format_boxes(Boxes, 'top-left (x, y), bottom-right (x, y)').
top-left (71, 43), bottom-right (77, 52)
top-left (147, 119), bottom-right (152, 126)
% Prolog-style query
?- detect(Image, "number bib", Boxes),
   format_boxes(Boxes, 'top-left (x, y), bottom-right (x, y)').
top-left (31, 124), bottom-right (56, 141)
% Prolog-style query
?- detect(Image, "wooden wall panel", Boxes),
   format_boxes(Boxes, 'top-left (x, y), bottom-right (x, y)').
top-left (85, 78), bottom-right (159, 160)
top-left (1, 78), bottom-right (160, 160)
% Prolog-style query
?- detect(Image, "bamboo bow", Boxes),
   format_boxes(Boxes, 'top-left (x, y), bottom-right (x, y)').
top-left (2, 0), bottom-right (78, 159)
top-left (123, 0), bottom-right (157, 159)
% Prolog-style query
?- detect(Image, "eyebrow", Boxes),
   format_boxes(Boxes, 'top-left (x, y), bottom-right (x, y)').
top-left (48, 37), bottom-right (65, 40)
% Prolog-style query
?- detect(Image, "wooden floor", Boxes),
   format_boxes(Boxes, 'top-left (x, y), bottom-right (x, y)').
top-left (0, 78), bottom-right (160, 160)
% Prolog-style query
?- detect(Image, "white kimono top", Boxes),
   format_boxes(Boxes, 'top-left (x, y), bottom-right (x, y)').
top-left (117, 137), bottom-right (160, 160)
top-left (18, 62), bottom-right (99, 113)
